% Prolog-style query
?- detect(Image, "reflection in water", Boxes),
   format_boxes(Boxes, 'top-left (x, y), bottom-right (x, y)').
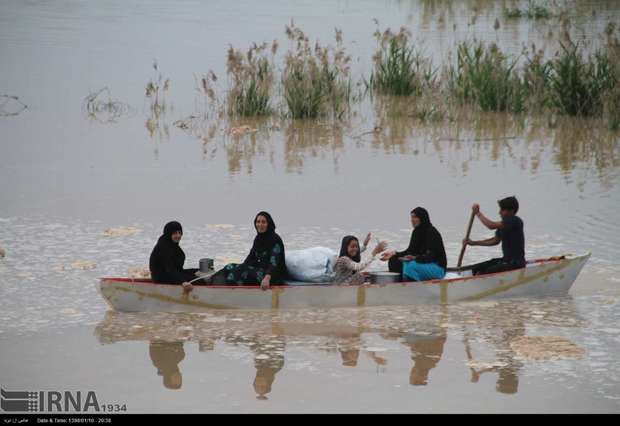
top-left (464, 325), bottom-right (524, 395)
top-left (252, 335), bottom-right (285, 400)
top-left (284, 120), bottom-right (347, 174)
top-left (338, 336), bottom-right (361, 367)
top-left (149, 341), bottom-right (185, 390)
top-left (145, 62), bottom-right (172, 157)
top-left (171, 92), bottom-right (620, 185)
top-left (404, 328), bottom-right (447, 386)
top-left (93, 298), bottom-right (594, 398)
top-left (82, 87), bottom-right (132, 124)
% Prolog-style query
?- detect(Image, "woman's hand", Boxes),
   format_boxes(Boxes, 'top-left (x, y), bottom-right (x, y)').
top-left (380, 250), bottom-right (396, 261)
top-left (463, 238), bottom-right (474, 246)
top-left (260, 275), bottom-right (271, 291)
top-left (363, 232), bottom-right (372, 249)
top-left (372, 241), bottom-right (388, 256)
top-left (182, 282), bottom-right (193, 293)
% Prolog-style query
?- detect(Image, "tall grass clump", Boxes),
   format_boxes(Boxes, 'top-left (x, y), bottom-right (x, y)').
top-left (505, 2), bottom-right (552, 20)
top-left (449, 41), bottom-right (527, 113)
top-left (226, 41), bottom-right (277, 117)
top-left (602, 23), bottom-right (620, 130)
top-left (547, 42), bottom-right (616, 117)
top-left (282, 24), bottom-right (352, 119)
top-left (369, 27), bottom-right (435, 96)
top-left (523, 46), bottom-right (553, 111)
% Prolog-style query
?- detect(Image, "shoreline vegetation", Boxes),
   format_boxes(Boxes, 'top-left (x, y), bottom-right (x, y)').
top-left (168, 20), bottom-right (620, 133)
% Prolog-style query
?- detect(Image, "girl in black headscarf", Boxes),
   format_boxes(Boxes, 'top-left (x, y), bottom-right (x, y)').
top-left (149, 221), bottom-right (198, 285)
top-left (381, 207), bottom-right (447, 281)
top-left (208, 212), bottom-right (287, 289)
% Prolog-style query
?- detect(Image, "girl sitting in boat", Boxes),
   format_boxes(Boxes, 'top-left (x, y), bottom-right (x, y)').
top-left (333, 234), bottom-right (387, 285)
top-left (207, 211), bottom-right (287, 290)
top-left (149, 221), bottom-right (198, 292)
top-left (380, 207), bottom-right (447, 281)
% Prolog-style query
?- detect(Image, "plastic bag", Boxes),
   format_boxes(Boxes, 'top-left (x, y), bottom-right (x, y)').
top-left (286, 246), bottom-right (338, 282)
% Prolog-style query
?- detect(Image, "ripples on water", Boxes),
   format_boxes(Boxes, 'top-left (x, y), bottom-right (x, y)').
top-left (89, 297), bottom-right (620, 403)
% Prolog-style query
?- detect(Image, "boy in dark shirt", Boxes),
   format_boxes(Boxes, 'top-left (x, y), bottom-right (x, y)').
top-left (463, 196), bottom-right (526, 275)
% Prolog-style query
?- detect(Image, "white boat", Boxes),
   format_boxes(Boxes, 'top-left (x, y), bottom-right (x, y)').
top-left (98, 253), bottom-right (590, 312)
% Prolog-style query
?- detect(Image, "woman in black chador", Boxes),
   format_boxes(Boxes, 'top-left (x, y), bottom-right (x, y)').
top-left (381, 207), bottom-right (447, 281)
top-left (208, 211), bottom-right (287, 289)
top-left (149, 221), bottom-right (198, 285)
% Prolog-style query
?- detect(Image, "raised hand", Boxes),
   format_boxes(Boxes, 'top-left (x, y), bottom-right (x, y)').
top-left (363, 232), bottom-right (372, 248)
top-left (373, 241), bottom-right (388, 256)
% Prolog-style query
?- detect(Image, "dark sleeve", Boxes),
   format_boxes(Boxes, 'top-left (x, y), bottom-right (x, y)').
top-left (265, 242), bottom-right (285, 277)
top-left (396, 231), bottom-right (415, 257)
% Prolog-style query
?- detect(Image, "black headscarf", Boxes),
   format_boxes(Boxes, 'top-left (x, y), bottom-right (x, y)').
top-left (157, 221), bottom-right (185, 262)
top-left (253, 211), bottom-right (277, 251)
top-left (339, 235), bottom-right (361, 262)
top-left (411, 207), bottom-right (431, 228)
top-left (160, 221), bottom-right (183, 244)
top-left (397, 207), bottom-right (447, 269)
top-left (243, 211), bottom-right (287, 282)
top-left (149, 221), bottom-right (188, 284)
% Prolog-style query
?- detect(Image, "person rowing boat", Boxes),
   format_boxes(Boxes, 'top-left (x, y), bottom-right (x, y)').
top-left (462, 196), bottom-right (526, 275)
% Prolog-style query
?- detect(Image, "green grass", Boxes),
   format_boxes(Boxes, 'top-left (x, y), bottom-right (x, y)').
top-left (283, 25), bottom-right (352, 119)
top-left (449, 42), bottom-right (527, 113)
top-left (226, 43), bottom-right (276, 117)
top-left (369, 29), bottom-right (435, 96)
top-left (547, 43), bottom-right (616, 116)
top-left (505, 2), bottom-right (552, 20)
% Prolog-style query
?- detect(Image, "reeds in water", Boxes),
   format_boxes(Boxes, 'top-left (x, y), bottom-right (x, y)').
top-left (226, 42), bottom-right (277, 117)
top-left (449, 41), bottom-right (527, 114)
top-left (369, 27), bottom-right (435, 96)
top-left (282, 24), bottom-right (352, 119)
top-left (505, 2), bottom-right (552, 19)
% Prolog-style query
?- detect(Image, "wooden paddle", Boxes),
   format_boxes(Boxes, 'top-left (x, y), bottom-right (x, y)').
top-left (457, 210), bottom-right (476, 270)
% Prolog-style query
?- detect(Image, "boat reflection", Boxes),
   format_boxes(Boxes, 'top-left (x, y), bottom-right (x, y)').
top-left (94, 299), bottom-right (584, 396)
top-left (149, 341), bottom-right (185, 390)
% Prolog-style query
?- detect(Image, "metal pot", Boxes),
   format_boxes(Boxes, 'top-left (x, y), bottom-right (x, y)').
top-left (368, 272), bottom-right (401, 284)
top-left (199, 258), bottom-right (214, 272)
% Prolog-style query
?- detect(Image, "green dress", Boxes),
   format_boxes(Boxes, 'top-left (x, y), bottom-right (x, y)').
top-left (212, 234), bottom-right (287, 285)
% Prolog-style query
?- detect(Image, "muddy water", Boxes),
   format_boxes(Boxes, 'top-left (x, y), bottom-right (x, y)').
top-left (1, 0), bottom-right (620, 413)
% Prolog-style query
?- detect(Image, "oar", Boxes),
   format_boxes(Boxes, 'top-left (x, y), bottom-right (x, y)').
top-left (457, 210), bottom-right (476, 271)
top-left (188, 270), bottom-right (216, 284)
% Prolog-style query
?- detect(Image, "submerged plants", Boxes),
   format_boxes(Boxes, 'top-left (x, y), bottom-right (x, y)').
top-left (0, 94), bottom-right (27, 117)
top-left (504, 1), bottom-right (552, 20)
top-left (449, 41), bottom-right (527, 113)
top-left (547, 42), bottom-right (616, 117)
top-left (226, 41), bottom-right (278, 117)
top-left (83, 87), bottom-right (132, 123)
top-left (368, 27), bottom-right (436, 96)
top-left (145, 61), bottom-right (170, 115)
top-left (282, 24), bottom-right (352, 119)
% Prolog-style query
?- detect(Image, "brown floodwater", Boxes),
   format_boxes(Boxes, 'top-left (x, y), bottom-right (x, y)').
top-left (0, 0), bottom-right (619, 413)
